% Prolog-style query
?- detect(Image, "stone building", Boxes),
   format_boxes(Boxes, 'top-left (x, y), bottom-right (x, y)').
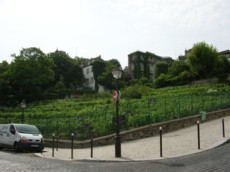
top-left (127, 51), bottom-right (173, 81)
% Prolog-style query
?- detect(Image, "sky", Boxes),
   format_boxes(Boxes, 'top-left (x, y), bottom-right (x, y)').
top-left (0, 0), bottom-right (230, 68)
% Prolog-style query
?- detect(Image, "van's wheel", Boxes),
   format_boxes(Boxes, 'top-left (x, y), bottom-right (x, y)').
top-left (14, 142), bottom-right (20, 152)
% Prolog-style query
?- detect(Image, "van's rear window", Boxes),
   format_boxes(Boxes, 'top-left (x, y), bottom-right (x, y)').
top-left (14, 125), bottom-right (40, 134)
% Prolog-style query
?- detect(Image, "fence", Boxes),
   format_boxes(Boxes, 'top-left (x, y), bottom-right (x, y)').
top-left (0, 93), bottom-right (230, 140)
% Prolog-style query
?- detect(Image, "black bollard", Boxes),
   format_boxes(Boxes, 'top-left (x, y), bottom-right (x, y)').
top-left (159, 126), bottom-right (163, 157)
top-left (222, 119), bottom-right (225, 138)
top-left (91, 136), bottom-right (93, 158)
top-left (197, 120), bottom-right (200, 149)
top-left (71, 133), bottom-right (74, 159)
top-left (52, 134), bottom-right (55, 157)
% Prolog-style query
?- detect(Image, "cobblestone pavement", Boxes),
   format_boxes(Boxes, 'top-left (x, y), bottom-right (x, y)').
top-left (38, 116), bottom-right (230, 161)
top-left (0, 150), bottom-right (76, 172)
top-left (1, 140), bottom-right (230, 172)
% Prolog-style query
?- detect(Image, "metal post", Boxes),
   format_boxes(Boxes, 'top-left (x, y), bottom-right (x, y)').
top-left (159, 126), bottom-right (163, 157)
top-left (115, 82), bottom-right (121, 158)
top-left (71, 133), bottom-right (74, 159)
top-left (56, 137), bottom-right (59, 151)
top-left (21, 100), bottom-right (26, 124)
top-left (112, 65), bottom-right (122, 158)
top-left (91, 136), bottom-right (93, 158)
top-left (222, 119), bottom-right (225, 138)
top-left (197, 120), bottom-right (200, 149)
top-left (21, 108), bottom-right (24, 124)
top-left (52, 134), bottom-right (55, 157)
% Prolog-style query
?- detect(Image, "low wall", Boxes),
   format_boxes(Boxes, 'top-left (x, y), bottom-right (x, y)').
top-left (44, 108), bottom-right (230, 148)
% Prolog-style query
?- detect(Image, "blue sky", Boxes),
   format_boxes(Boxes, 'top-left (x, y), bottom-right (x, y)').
top-left (0, 0), bottom-right (230, 68)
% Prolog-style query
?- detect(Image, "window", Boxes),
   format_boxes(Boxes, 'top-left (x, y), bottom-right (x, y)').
top-left (10, 125), bottom-right (16, 134)
top-left (86, 79), bottom-right (89, 86)
top-left (86, 68), bottom-right (89, 74)
top-left (140, 63), bottom-right (144, 72)
top-left (90, 77), bottom-right (94, 83)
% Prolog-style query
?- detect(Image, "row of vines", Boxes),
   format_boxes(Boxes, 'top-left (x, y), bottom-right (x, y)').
top-left (0, 84), bottom-right (230, 140)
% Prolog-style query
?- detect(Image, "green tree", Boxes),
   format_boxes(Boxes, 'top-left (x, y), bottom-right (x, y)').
top-left (186, 42), bottom-right (219, 79)
top-left (0, 61), bottom-right (11, 105)
top-left (93, 59), bottom-right (121, 90)
top-left (9, 47), bottom-right (54, 101)
top-left (48, 50), bottom-right (84, 89)
top-left (92, 59), bottom-right (107, 91)
top-left (214, 55), bottom-right (230, 81)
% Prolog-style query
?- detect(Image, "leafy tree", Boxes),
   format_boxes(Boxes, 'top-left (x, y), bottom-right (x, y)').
top-left (214, 55), bottom-right (230, 82)
top-left (186, 42), bottom-right (219, 79)
top-left (48, 50), bottom-right (84, 89)
top-left (93, 59), bottom-right (121, 90)
top-left (0, 61), bottom-right (11, 105)
top-left (168, 60), bottom-right (190, 76)
top-left (92, 59), bottom-right (107, 91)
top-left (66, 63), bottom-right (84, 88)
top-left (8, 47), bottom-right (55, 101)
top-left (154, 60), bottom-right (192, 88)
top-left (74, 57), bottom-right (89, 65)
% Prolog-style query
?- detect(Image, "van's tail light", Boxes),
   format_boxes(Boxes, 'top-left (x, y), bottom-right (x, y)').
top-left (19, 136), bottom-right (28, 143)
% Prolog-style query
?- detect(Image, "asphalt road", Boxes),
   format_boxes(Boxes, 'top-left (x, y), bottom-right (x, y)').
top-left (1, 143), bottom-right (230, 172)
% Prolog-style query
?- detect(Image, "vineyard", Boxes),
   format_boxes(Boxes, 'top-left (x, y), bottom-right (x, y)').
top-left (0, 83), bottom-right (230, 140)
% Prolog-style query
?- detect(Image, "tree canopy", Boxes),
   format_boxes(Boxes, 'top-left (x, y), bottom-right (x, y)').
top-left (8, 47), bottom-right (55, 101)
top-left (186, 42), bottom-right (219, 78)
top-left (48, 50), bottom-right (84, 89)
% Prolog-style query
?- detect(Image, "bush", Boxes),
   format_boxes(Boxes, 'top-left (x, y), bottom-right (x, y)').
top-left (154, 74), bottom-right (171, 88)
top-left (123, 85), bottom-right (153, 99)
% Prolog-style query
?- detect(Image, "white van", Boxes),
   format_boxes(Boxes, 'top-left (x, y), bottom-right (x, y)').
top-left (0, 124), bottom-right (44, 152)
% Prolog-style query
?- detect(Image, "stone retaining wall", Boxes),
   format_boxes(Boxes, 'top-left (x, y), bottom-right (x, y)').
top-left (44, 108), bottom-right (230, 148)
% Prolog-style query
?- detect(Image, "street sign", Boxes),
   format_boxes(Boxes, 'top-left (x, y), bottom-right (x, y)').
top-left (113, 91), bottom-right (118, 102)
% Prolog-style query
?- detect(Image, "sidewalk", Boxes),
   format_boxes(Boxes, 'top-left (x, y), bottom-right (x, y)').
top-left (36, 116), bottom-right (230, 161)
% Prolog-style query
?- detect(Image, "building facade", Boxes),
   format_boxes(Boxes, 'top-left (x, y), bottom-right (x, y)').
top-left (128, 51), bottom-right (173, 81)
top-left (81, 56), bottom-right (105, 92)
top-left (82, 64), bottom-right (95, 90)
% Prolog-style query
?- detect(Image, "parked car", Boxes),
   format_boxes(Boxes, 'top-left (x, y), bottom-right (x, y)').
top-left (0, 123), bottom-right (44, 152)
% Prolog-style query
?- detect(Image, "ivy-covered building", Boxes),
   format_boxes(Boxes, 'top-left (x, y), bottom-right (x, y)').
top-left (128, 51), bottom-right (173, 81)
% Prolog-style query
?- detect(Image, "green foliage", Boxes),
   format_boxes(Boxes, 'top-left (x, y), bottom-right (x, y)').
top-left (1, 83), bottom-right (230, 140)
top-left (153, 73), bottom-right (171, 88)
top-left (93, 59), bottom-right (121, 90)
top-left (123, 85), bottom-right (152, 99)
top-left (215, 55), bottom-right (230, 82)
top-left (168, 60), bottom-right (190, 76)
top-left (154, 62), bottom-right (170, 79)
top-left (0, 61), bottom-right (11, 105)
top-left (48, 50), bottom-right (84, 89)
top-left (9, 47), bottom-right (55, 101)
top-left (136, 77), bottom-right (152, 87)
top-left (130, 52), bottom-right (150, 79)
top-left (186, 42), bottom-right (219, 78)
